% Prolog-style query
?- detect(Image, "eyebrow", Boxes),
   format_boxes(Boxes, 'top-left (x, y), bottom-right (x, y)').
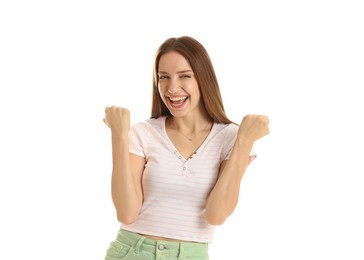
top-left (158, 70), bottom-right (193, 74)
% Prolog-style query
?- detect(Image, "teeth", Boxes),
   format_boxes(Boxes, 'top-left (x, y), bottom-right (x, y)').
top-left (169, 96), bottom-right (187, 101)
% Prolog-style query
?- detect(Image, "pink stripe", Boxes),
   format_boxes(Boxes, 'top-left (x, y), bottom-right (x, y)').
top-left (126, 118), bottom-right (241, 242)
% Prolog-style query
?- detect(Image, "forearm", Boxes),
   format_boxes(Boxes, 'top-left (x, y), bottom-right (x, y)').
top-left (205, 138), bottom-right (254, 225)
top-left (111, 133), bottom-right (141, 224)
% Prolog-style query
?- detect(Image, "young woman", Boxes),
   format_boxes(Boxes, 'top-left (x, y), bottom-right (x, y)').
top-left (103, 36), bottom-right (269, 260)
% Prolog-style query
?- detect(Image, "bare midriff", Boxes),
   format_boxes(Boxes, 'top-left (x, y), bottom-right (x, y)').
top-left (140, 233), bottom-right (195, 243)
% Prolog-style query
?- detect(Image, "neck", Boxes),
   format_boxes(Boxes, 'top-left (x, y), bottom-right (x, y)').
top-left (167, 115), bottom-right (212, 134)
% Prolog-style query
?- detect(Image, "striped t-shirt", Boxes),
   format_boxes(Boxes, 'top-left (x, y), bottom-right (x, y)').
top-left (122, 116), bottom-right (256, 243)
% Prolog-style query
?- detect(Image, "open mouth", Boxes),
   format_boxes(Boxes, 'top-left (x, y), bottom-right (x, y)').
top-left (168, 96), bottom-right (189, 108)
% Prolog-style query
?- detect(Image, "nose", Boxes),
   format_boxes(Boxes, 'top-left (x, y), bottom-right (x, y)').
top-left (168, 88), bottom-right (181, 94)
top-left (167, 78), bottom-right (181, 94)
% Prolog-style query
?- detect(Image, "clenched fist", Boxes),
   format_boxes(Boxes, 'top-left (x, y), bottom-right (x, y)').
top-left (238, 114), bottom-right (269, 143)
top-left (103, 106), bottom-right (130, 135)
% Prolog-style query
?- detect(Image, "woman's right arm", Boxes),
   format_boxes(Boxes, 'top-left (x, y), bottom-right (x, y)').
top-left (105, 106), bottom-right (145, 224)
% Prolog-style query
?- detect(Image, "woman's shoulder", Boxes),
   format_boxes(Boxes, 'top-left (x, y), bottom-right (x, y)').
top-left (213, 121), bottom-right (238, 135)
top-left (130, 116), bottom-right (165, 133)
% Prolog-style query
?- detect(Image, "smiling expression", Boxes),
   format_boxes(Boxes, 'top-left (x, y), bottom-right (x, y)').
top-left (158, 51), bottom-right (203, 118)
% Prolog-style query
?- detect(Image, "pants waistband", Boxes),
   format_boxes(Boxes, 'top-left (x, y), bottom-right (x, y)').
top-left (117, 229), bottom-right (208, 256)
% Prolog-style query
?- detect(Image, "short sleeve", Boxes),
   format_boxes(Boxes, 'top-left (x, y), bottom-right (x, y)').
top-left (128, 122), bottom-right (148, 157)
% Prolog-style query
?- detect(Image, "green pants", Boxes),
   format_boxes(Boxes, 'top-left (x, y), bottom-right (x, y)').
top-left (105, 229), bottom-right (209, 260)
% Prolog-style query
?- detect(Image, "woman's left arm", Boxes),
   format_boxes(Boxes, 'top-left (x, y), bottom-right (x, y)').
top-left (204, 114), bottom-right (269, 225)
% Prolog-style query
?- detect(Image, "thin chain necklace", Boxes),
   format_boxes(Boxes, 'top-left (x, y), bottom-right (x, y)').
top-left (175, 121), bottom-right (212, 141)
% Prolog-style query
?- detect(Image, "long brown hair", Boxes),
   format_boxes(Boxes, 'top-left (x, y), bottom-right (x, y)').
top-left (151, 36), bottom-right (233, 124)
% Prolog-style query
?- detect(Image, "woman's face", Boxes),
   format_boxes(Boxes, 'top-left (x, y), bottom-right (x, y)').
top-left (158, 51), bottom-right (203, 118)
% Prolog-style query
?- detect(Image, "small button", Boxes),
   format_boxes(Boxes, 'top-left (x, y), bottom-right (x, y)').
top-left (158, 244), bottom-right (165, 250)
top-left (178, 156), bottom-right (182, 159)
top-left (183, 167), bottom-right (186, 171)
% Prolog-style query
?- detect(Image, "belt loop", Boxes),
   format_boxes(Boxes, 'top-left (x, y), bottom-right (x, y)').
top-left (177, 242), bottom-right (184, 260)
top-left (134, 236), bottom-right (145, 254)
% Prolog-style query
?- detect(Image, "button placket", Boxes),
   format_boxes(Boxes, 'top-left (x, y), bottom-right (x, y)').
top-left (173, 150), bottom-right (192, 176)
top-left (182, 165), bottom-right (187, 175)
top-left (174, 150), bottom-right (183, 161)
top-left (182, 161), bottom-right (190, 176)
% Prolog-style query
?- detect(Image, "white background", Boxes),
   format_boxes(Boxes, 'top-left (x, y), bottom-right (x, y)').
top-left (1, 0), bottom-right (363, 259)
